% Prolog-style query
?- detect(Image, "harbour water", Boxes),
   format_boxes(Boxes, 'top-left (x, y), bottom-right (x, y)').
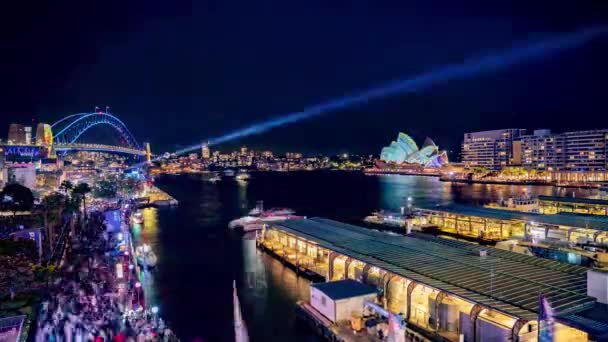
top-left (136, 171), bottom-right (598, 341)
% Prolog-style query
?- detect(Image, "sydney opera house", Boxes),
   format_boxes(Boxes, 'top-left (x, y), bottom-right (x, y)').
top-left (379, 133), bottom-right (448, 168)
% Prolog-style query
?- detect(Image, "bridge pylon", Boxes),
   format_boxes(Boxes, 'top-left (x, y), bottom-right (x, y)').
top-left (144, 142), bottom-right (152, 163)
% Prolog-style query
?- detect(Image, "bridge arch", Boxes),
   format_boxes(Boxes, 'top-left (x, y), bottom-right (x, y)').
top-left (52, 112), bottom-right (140, 149)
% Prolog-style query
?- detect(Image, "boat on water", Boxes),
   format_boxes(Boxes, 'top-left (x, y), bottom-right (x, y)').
top-left (135, 243), bottom-right (158, 268)
top-left (235, 172), bottom-right (250, 181)
top-left (229, 201), bottom-right (301, 232)
top-left (208, 174), bottom-right (222, 183)
top-left (132, 211), bottom-right (144, 224)
top-left (484, 195), bottom-right (539, 213)
top-left (248, 201), bottom-right (294, 216)
top-left (363, 210), bottom-right (407, 228)
top-left (224, 169), bottom-right (235, 176)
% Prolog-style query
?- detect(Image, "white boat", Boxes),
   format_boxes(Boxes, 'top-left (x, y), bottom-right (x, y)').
top-left (236, 172), bottom-right (250, 181)
top-left (224, 169), bottom-right (235, 176)
top-left (136, 244), bottom-right (158, 268)
top-left (208, 174), bottom-right (222, 183)
top-left (248, 201), bottom-right (294, 217)
top-left (229, 203), bottom-right (301, 232)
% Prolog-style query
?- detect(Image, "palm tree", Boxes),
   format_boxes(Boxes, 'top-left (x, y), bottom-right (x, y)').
top-left (41, 193), bottom-right (66, 250)
top-left (60, 180), bottom-right (73, 195)
top-left (72, 183), bottom-right (92, 219)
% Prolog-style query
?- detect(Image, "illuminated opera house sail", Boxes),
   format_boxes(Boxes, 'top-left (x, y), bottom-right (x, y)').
top-left (380, 133), bottom-right (448, 167)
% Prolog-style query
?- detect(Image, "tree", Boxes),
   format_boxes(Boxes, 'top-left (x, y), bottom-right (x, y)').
top-left (41, 192), bottom-right (67, 250)
top-left (0, 183), bottom-right (34, 213)
top-left (93, 179), bottom-right (118, 199)
top-left (60, 180), bottom-right (73, 195)
top-left (120, 177), bottom-right (142, 198)
top-left (72, 183), bottom-right (92, 218)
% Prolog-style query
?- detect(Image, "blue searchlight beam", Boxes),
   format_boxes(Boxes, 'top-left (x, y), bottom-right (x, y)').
top-left (169, 26), bottom-right (606, 158)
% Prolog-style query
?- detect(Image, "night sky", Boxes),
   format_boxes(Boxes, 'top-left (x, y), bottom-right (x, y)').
top-left (2, 1), bottom-right (608, 158)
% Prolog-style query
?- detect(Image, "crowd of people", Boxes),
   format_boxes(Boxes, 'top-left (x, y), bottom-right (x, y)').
top-left (34, 209), bottom-right (178, 341)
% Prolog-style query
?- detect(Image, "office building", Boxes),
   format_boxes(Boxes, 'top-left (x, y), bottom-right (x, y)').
top-left (461, 129), bottom-right (525, 170)
top-left (24, 126), bottom-right (32, 145)
top-left (518, 129), bottom-right (608, 172)
top-left (202, 143), bottom-right (210, 159)
top-left (7, 124), bottom-right (26, 145)
top-left (563, 130), bottom-right (608, 171)
top-left (520, 129), bottom-right (565, 171)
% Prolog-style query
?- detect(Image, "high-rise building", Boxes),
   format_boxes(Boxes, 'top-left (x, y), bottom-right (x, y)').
top-left (262, 151), bottom-right (273, 158)
top-left (240, 146), bottom-right (248, 156)
top-left (521, 130), bottom-right (565, 171)
top-left (24, 126), bottom-right (32, 145)
top-left (202, 143), bottom-right (210, 159)
top-left (563, 130), bottom-right (608, 171)
top-left (461, 129), bottom-right (525, 170)
top-left (519, 129), bottom-right (608, 172)
top-left (7, 124), bottom-right (26, 145)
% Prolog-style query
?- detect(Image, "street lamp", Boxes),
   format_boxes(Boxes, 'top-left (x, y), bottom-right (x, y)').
top-left (134, 281), bottom-right (142, 309)
top-left (151, 306), bottom-right (159, 326)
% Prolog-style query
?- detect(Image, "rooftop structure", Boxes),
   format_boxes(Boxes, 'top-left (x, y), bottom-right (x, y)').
top-left (412, 204), bottom-right (608, 244)
top-left (537, 195), bottom-right (608, 216)
top-left (261, 217), bottom-right (608, 340)
top-left (380, 133), bottom-right (448, 167)
top-left (311, 279), bottom-right (377, 300)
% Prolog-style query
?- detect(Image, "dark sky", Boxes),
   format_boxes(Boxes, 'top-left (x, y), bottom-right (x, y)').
top-left (2, 1), bottom-right (608, 158)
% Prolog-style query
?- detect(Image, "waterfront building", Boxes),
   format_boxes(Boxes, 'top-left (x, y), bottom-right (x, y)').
top-left (7, 123), bottom-right (26, 145)
top-left (482, 128), bottom-right (608, 172)
top-left (259, 218), bottom-right (606, 341)
top-left (537, 195), bottom-right (608, 216)
top-left (380, 133), bottom-right (448, 167)
top-left (410, 204), bottom-right (608, 245)
top-left (461, 129), bottom-right (525, 170)
top-left (563, 130), bottom-right (608, 171)
top-left (521, 129), bottom-right (565, 171)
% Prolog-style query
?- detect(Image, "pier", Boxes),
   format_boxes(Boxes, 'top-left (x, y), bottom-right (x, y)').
top-left (258, 217), bottom-right (608, 341)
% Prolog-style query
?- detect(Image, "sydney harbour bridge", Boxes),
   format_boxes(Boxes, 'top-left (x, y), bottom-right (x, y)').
top-left (49, 111), bottom-right (150, 160)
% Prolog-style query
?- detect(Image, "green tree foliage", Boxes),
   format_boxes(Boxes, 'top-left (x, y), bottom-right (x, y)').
top-left (72, 183), bottom-right (92, 218)
top-left (93, 179), bottom-right (118, 199)
top-left (60, 180), bottom-right (73, 194)
top-left (120, 177), bottom-right (142, 198)
top-left (40, 192), bottom-right (67, 249)
top-left (0, 183), bottom-right (34, 212)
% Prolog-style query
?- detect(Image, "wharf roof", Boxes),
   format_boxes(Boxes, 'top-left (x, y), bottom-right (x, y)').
top-left (415, 204), bottom-right (608, 231)
top-left (311, 279), bottom-right (377, 300)
top-left (538, 195), bottom-right (608, 206)
top-left (271, 218), bottom-right (595, 321)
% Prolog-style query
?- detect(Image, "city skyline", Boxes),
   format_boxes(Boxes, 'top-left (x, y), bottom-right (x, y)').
top-left (1, 2), bottom-right (607, 155)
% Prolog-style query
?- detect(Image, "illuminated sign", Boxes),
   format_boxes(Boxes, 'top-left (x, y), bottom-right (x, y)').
top-left (4, 146), bottom-right (41, 162)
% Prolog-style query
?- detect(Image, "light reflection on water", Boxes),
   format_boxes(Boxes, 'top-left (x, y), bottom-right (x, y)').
top-left (130, 207), bottom-right (161, 310)
top-left (377, 174), bottom-right (596, 210)
top-left (147, 172), bottom-right (601, 341)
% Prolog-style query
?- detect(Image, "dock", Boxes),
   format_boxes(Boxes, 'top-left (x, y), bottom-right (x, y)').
top-left (258, 217), bottom-right (608, 341)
